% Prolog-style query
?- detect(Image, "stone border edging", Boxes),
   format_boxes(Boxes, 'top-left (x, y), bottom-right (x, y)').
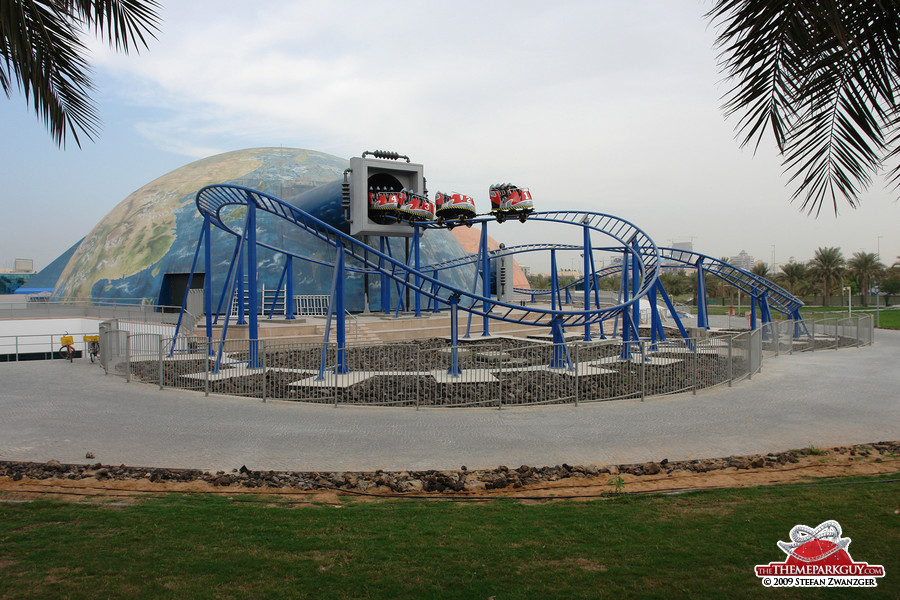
top-left (2, 442), bottom-right (896, 494)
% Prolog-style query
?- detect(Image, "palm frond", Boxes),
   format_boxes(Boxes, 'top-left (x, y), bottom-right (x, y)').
top-left (709, 0), bottom-right (900, 215)
top-left (1, 0), bottom-right (160, 147)
top-left (709, 1), bottom-right (807, 152)
top-left (69, 0), bottom-right (160, 53)
top-left (784, 70), bottom-right (883, 215)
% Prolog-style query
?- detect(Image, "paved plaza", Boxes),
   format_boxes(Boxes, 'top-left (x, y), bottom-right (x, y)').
top-left (1, 330), bottom-right (897, 473)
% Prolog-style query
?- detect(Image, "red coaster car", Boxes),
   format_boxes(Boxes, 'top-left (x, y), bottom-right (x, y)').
top-left (368, 187), bottom-right (404, 224)
top-left (435, 192), bottom-right (477, 227)
top-left (489, 183), bottom-right (533, 222)
top-left (398, 191), bottom-right (435, 224)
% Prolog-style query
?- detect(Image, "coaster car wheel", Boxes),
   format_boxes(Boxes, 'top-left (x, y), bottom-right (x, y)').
top-left (518, 213), bottom-right (528, 223)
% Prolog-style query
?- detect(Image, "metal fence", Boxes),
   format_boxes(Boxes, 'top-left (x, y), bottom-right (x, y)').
top-left (122, 335), bottom-right (749, 406)
top-left (105, 312), bottom-right (875, 408)
top-left (0, 300), bottom-right (198, 363)
top-left (0, 332), bottom-right (92, 361)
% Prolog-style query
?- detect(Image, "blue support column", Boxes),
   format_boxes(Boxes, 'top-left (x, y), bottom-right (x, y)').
top-left (549, 315), bottom-right (571, 369)
top-left (550, 249), bottom-right (560, 312)
top-left (214, 237), bottom-right (243, 324)
top-left (631, 242), bottom-right (640, 336)
top-left (750, 291), bottom-right (758, 330)
top-left (696, 259), bottom-right (709, 330)
top-left (480, 222), bottom-right (491, 336)
top-left (172, 219), bottom-right (206, 350)
top-left (758, 294), bottom-right (773, 341)
top-left (214, 234), bottom-right (247, 373)
top-left (413, 225), bottom-right (422, 317)
top-left (246, 196), bottom-right (260, 368)
top-left (380, 237), bottom-right (390, 314)
top-left (448, 293), bottom-right (461, 376)
top-left (792, 309), bottom-right (808, 338)
top-left (583, 225), bottom-right (593, 341)
top-left (203, 215), bottom-right (213, 341)
top-left (268, 260), bottom-right (289, 320)
top-left (334, 242), bottom-right (348, 374)
top-left (620, 250), bottom-right (631, 357)
top-left (236, 259), bottom-right (246, 325)
top-left (432, 270), bottom-right (440, 313)
top-left (656, 280), bottom-right (691, 347)
top-left (759, 294), bottom-right (772, 325)
top-left (649, 283), bottom-right (662, 349)
top-left (285, 255), bottom-right (295, 320)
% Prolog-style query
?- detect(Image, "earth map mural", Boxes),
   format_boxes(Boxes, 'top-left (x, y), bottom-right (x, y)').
top-left (52, 148), bottom-right (477, 311)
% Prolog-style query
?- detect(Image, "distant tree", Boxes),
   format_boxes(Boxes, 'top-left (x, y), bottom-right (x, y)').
top-left (780, 262), bottom-right (808, 296)
top-left (882, 274), bottom-right (900, 296)
top-left (526, 273), bottom-right (550, 290)
top-left (847, 251), bottom-right (885, 306)
top-left (1, 0), bottom-right (161, 147)
top-left (751, 262), bottom-right (770, 277)
top-left (659, 270), bottom-right (692, 298)
top-left (707, 1), bottom-right (900, 215)
top-left (807, 247), bottom-right (846, 306)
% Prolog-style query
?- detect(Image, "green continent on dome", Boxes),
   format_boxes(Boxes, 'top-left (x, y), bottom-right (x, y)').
top-left (53, 148), bottom-right (348, 300)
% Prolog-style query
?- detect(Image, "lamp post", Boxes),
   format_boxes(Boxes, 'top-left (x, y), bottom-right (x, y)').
top-left (874, 280), bottom-right (880, 329)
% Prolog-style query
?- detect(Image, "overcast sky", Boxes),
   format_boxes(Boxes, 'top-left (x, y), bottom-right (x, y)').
top-left (2, 0), bottom-right (897, 273)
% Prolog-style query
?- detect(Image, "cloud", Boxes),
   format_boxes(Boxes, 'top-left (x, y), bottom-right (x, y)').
top-left (89, 2), bottom-right (717, 161)
top-left (72, 0), bottom-right (897, 267)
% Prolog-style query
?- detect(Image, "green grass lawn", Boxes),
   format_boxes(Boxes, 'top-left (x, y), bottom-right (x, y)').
top-left (1, 475), bottom-right (897, 599)
top-left (798, 306), bottom-right (900, 329)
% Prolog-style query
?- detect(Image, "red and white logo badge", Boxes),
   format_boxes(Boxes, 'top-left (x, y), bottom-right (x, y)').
top-left (755, 520), bottom-right (885, 587)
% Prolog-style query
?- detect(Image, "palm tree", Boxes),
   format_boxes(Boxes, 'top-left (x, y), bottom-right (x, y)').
top-left (847, 252), bottom-right (885, 306)
top-left (780, 262), bottom-right (808, 296)
top-left (751, 262), bottom-right (770, 278)
top-left (807, 247), bottom-right (846, 306)
top-left (707, 2), bottom-right (900, 215)
top-left (1, 1), bottom-right (161, 147)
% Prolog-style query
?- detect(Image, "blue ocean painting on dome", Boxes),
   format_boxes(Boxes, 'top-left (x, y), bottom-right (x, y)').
top-left (51, 148), bottom-right (478, 312)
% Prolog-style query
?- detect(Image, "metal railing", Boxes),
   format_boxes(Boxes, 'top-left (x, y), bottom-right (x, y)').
top-left (80, 312), bottom-right (875, 407)
top-left (0, 299), bottom-right (199, 363)
top-left (0, 331), bottom-right (95, 361)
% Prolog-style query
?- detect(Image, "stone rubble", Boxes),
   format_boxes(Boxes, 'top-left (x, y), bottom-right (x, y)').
top-left (1, 442), bottom-right (896, 494)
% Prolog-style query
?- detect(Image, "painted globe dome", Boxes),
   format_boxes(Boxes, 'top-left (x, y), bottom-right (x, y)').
top-left (51, 147), bottom-right (476, 310)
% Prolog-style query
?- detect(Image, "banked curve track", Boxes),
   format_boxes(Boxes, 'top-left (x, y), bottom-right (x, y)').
top-left (195, 185), bottom-right (662, 330)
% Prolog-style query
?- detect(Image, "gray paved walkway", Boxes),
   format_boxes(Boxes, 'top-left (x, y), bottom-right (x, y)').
top-left (1, 331), bottom-right (897, 473)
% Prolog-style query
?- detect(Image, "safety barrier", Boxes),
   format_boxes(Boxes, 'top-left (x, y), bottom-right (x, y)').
top-left (108, 313), bottom-right (874, 407)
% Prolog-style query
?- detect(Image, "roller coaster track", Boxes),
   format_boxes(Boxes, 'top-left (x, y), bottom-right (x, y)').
top-left (658, 248), bottom-right (803, 316)
top-left (195, 185), bottom-right (661, 330)
top-left (510, 248), bottom-right (803, 318)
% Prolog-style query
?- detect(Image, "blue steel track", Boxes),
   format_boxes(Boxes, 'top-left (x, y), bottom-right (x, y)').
top-left (182, 184), bottom-right (804, 359)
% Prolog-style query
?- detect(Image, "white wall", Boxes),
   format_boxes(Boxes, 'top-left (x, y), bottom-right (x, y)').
top-left (0, 318), bottom-right (104, 354)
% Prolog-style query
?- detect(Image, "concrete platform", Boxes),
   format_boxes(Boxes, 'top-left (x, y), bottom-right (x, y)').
top-left (1, 329), bottom-right (897, 472)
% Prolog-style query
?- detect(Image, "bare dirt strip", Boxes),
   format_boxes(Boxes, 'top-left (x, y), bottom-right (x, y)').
top-left (1, 443), bottom-right (897, 506)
